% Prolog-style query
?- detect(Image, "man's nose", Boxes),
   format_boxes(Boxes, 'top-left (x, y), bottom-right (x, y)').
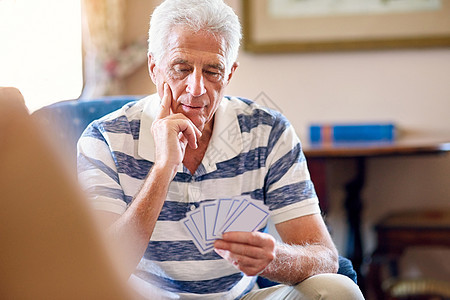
top-left (186, 70), bottom-right (206, 97)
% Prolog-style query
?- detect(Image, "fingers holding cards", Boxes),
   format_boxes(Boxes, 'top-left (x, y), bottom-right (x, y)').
top-left (181, 196), bottom-right (270, 255)
top-left (214, 231), bottom-right (277, 276)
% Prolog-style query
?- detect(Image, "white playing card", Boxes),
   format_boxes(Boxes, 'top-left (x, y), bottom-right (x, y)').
top-left (182, 196), bottom-right (270, 255)
top-left (218, 199), bottom-right (249, 234)
top-left (226, 198), bottom-right (245, 219)
top-left (221, 201), bottom-right (269, 233)
top-left (212, 198), bottom-right (233, 238)
top-left (181, 217), bottom-right (214, 254)
top-left (247, 198), bottom-right (270, 214)
top-left (188, 209), bottom-right (205, 241)
top-left (201, 201), bottom-right (218, 241)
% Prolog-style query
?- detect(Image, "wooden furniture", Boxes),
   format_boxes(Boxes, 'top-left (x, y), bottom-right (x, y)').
top-left (302, 132), bottom-right (450, 289)
top-left (367, 210), bottom-right (450, 299)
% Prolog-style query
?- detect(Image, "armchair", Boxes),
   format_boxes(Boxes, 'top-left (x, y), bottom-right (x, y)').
top-left (32, 95), bottom-right (358, 287)
top-left (32, 95), bottom-right (142, 169)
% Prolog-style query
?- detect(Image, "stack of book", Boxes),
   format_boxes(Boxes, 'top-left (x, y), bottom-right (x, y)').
top-left (309, 123), bottom-right (396, 144)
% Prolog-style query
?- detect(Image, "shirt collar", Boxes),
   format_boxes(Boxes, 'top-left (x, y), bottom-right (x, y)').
top-left (138, 93), bottom-right (243, 174)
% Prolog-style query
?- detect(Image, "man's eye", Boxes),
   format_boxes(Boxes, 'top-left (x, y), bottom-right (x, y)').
top-left (205, 71), bottom-right (223, 81)
top-left (170, 66), bottom-right (191, 79)
top-left (175, 68), bottom-right (190, 73)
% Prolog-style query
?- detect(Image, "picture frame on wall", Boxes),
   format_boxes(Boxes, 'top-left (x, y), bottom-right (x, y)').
top-left (242, 0), bottom-right (450, 53)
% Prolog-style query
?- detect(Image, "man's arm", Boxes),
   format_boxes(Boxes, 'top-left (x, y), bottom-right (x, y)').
top-left (97, 165), bottom-right (174, 278)
top-left (213, 114), bottom-right (338, 284)
top-left (261, 213), bottom-right (339, 285)
top-left (214, 213), bottom-right (338, 285)
top-left (92, 83), bottom-right (201, 278)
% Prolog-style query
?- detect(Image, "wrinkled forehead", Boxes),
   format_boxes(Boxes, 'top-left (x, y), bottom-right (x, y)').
top-left (164, 26), bottom-right (228, 65)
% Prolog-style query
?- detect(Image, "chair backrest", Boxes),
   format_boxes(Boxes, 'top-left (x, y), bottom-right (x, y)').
top-left (32, 95), bottom-right (143, 168)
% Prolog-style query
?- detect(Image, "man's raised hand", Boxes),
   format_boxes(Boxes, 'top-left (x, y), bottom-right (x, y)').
top-left (151, 83), bottom-right (202, 177)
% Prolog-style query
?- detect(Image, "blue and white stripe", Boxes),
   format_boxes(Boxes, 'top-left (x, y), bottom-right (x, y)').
top-left (77, 94), bottom-right (320, 299)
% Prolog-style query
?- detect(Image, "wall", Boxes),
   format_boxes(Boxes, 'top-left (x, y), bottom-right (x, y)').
top-left (227, 49), bottom-right (450, 138)
top-left (124, 0), bottom-right (450, 281)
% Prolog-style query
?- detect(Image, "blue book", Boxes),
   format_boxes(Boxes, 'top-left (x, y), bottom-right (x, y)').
top-left (309, 123), bottom-right (396, 143)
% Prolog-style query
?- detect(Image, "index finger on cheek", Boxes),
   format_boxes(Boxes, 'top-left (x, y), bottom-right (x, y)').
top-left (156, 83), bottom-right (172, 119)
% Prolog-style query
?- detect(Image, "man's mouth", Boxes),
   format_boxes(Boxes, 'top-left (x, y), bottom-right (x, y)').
top-left (182, 103), bottom-right (203, 109)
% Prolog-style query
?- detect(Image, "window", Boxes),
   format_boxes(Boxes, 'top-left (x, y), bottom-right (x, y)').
top-left (0, 0), bottom-right (83, 112)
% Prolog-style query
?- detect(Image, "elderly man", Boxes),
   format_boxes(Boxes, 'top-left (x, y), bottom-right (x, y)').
top-left (77, 0), bottom-right (364, 299)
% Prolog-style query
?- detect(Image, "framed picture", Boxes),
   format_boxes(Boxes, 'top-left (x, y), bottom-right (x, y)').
top-left (242, 0), bottom-right (450, 53)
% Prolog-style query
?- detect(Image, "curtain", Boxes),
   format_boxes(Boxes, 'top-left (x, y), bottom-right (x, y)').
top-left (81, 0), bottom-right (147, 98)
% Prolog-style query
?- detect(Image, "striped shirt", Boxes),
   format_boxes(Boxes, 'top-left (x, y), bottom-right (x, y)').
top-left (77, 94), bottom-right (320, 299)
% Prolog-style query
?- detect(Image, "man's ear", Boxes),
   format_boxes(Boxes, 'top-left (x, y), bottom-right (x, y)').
top-left (148, 54), bottom-right (157, 84)
top-left (226, 62), bottom-right (239, 84)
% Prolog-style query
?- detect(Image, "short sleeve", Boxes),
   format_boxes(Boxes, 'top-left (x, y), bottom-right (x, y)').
top-left (77, 122), bottom-right (127, 215)
top-left (264, 114), bottom-right (320, 224)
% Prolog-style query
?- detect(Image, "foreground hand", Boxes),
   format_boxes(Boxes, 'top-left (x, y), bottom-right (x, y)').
top-left (151, 83), bottom-right (202, 174)
top-left (214, 231), bottom-right (276, 276)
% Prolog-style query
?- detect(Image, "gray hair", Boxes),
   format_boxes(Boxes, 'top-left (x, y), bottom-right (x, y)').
top-left (148, 0), bottom-right (241, 73)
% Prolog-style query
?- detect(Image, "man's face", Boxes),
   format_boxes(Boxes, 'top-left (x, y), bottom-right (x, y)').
top-left (149, 26), bottom-right (238, 131)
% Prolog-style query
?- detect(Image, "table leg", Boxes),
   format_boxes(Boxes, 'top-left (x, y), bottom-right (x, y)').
top-left (307, 158), bottom-right (329, 214)
top-left (344, 157), bottom-right (366, 288)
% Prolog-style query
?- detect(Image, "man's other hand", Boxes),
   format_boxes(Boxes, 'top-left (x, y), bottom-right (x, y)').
top-left (214, 231), bottom-right (276, 276)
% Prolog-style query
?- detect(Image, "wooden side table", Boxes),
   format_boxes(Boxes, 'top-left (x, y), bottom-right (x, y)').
top-left (367, 210), bottom-right (450, 299)
top-left (302, 132), bottom-right (450, 289)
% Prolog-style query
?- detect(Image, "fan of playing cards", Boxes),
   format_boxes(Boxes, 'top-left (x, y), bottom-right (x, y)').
top-left (181, 196), bottom-right (270, 254)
